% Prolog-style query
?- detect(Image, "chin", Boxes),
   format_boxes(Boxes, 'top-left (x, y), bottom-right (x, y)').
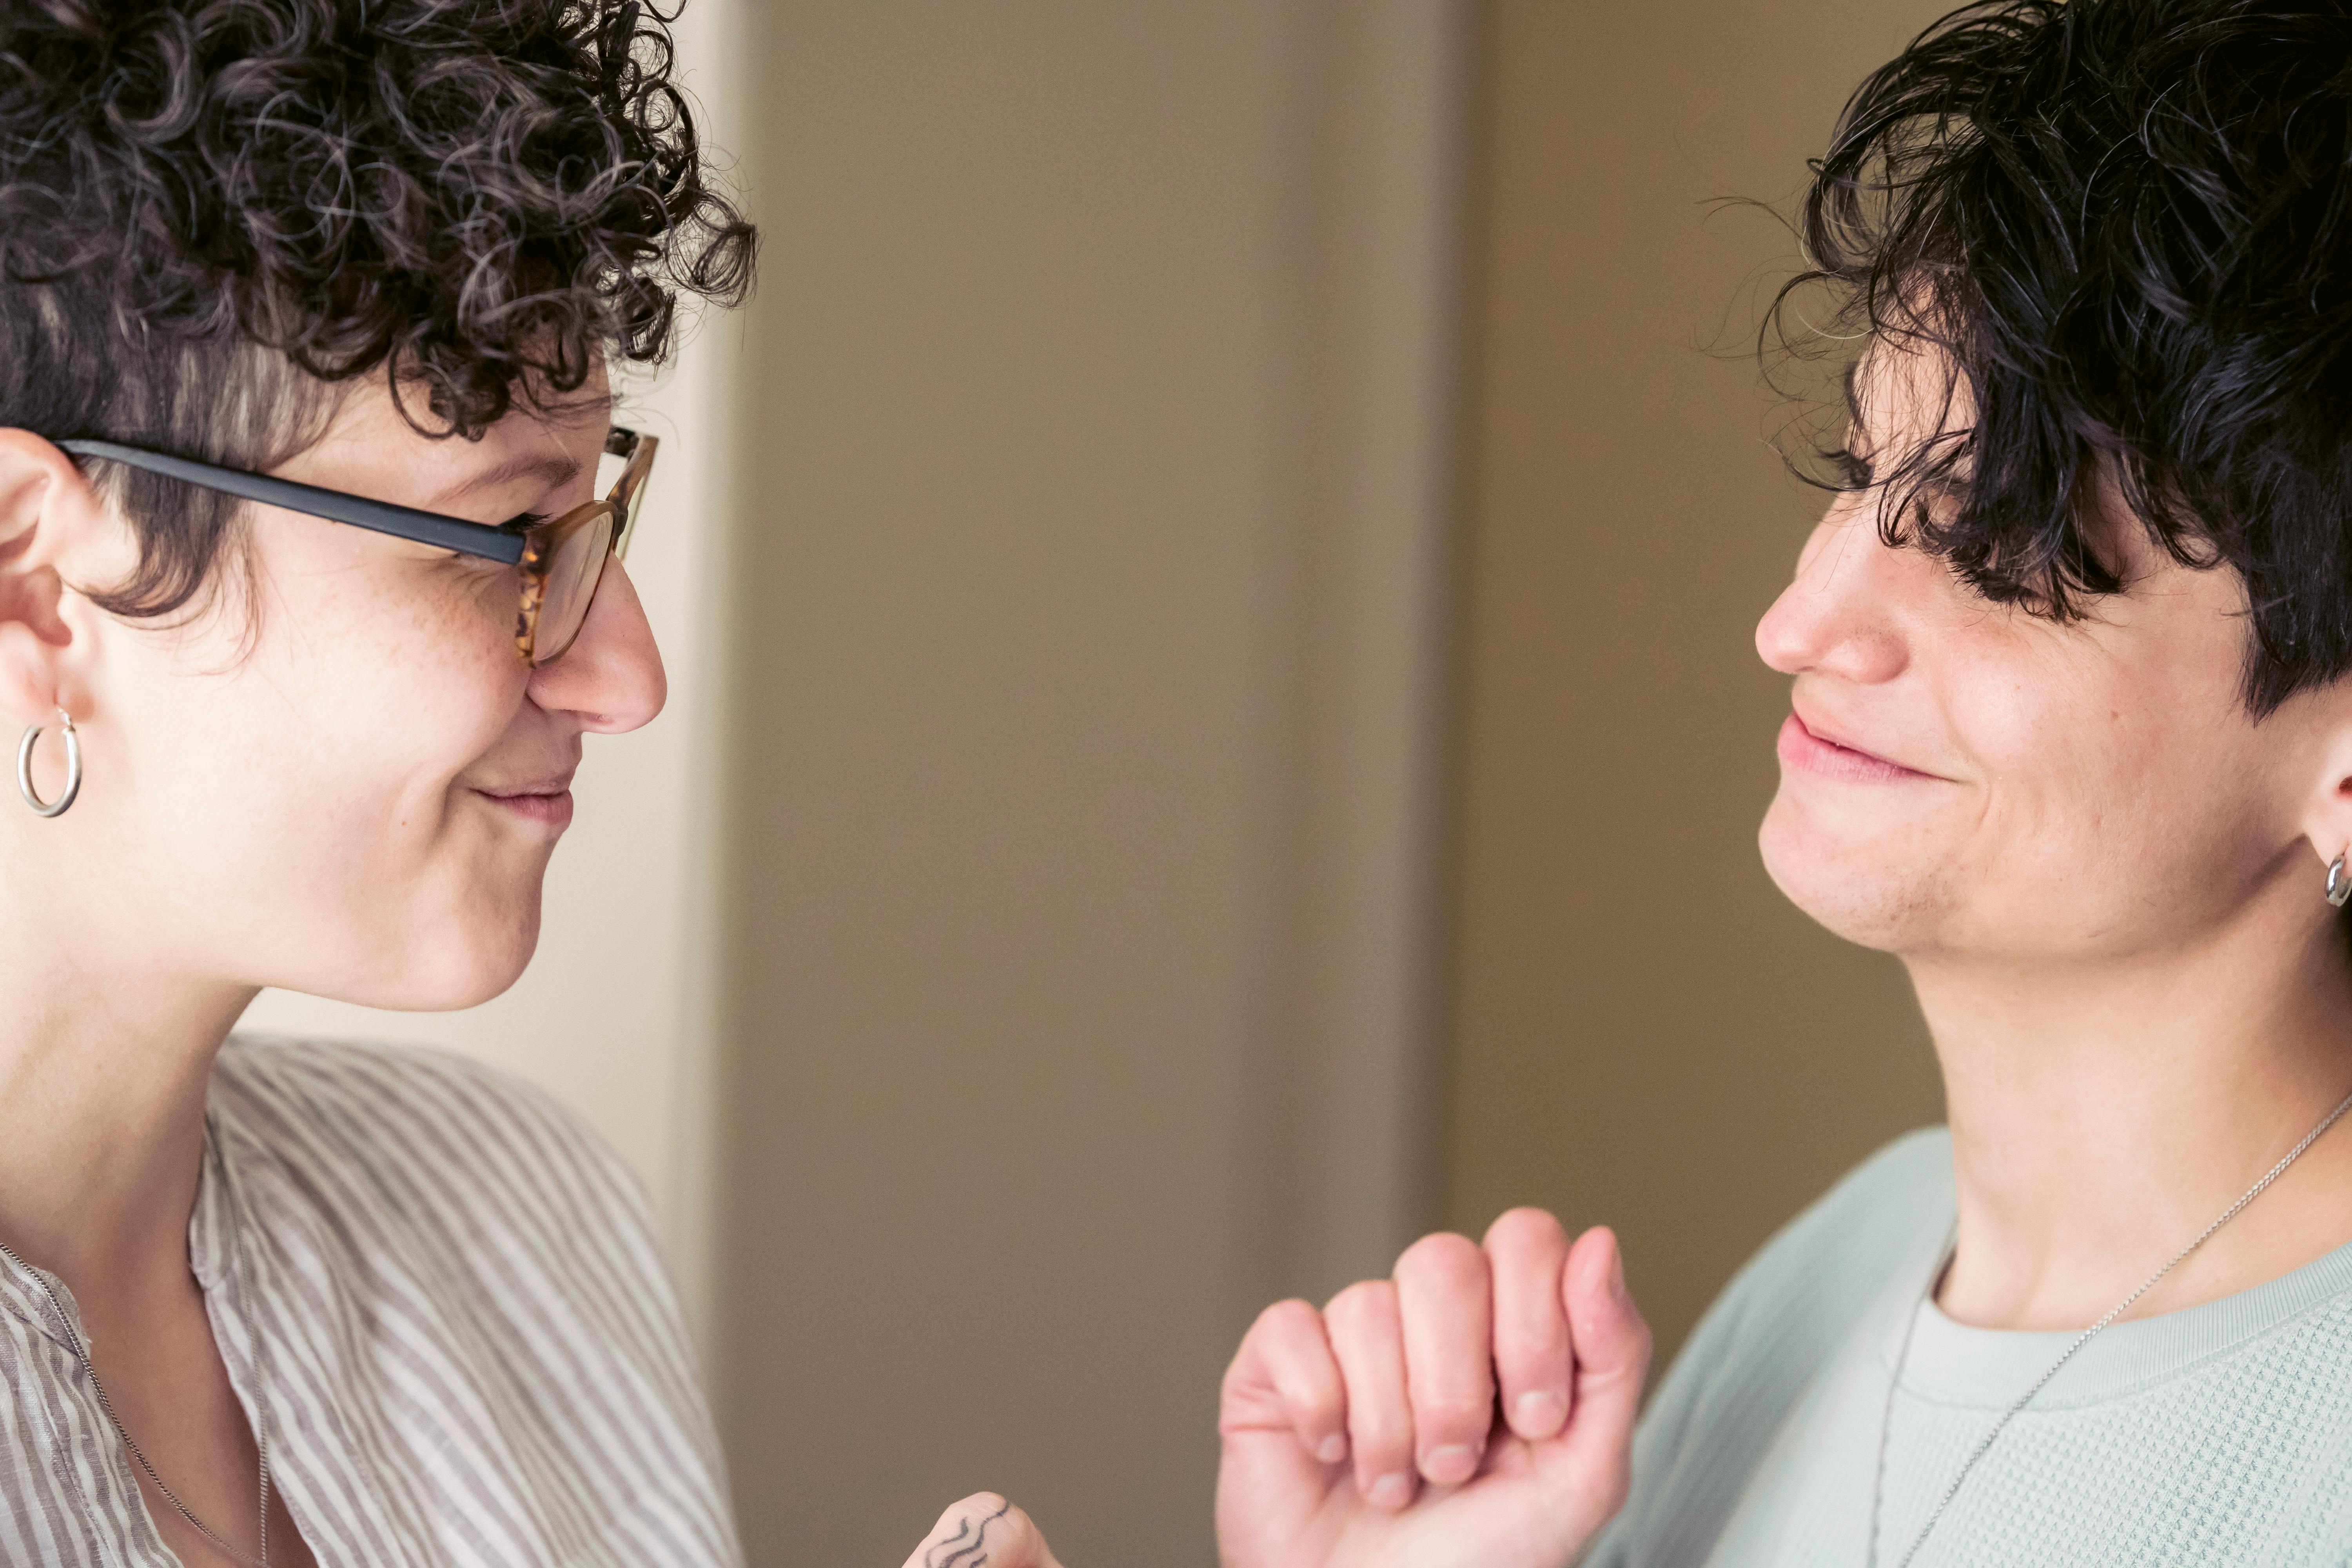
top-left (419, 904), bottom-right (544, 1010)
top-left (309, 892), bottom-right (546, 1012)
top-left (404, 946), bottom-right (539, 1011)
top-left (1759, 789), bottom-right (1948, 954)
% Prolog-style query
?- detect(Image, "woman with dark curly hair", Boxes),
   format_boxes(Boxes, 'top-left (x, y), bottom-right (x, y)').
top-left (0, 2), bottom-right (784, 1564)
top-left (1207, 3), bottom-right (2352, 1566)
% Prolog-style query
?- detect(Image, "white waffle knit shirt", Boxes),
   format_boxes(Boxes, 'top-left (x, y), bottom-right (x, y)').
top-left (1587, 1128), bottom-right (2352, 1566)
top-left (0, 1036), bottom-right (742, 1567)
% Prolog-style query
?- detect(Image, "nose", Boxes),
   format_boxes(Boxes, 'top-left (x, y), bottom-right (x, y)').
top-left (527, 558), bottom-right (667, 733)
top-left (1755, 503), bottom-right (1914, 686)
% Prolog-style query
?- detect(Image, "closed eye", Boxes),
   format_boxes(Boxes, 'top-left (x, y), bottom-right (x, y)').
top-left (439, 513), bottom-right (547, 563)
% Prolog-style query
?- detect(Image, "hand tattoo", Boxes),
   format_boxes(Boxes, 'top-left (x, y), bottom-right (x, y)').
top-left (927, 1498), bottom-right (1014, 1568)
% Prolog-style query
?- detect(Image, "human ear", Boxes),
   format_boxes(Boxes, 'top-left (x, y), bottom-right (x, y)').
top-left (0, 430), bottom-right (120, 727)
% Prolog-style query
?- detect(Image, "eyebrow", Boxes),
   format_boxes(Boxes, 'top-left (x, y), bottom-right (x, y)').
top-left (1840, 361), bottom-right (1869, 450)
top-left (428, 451), bottom-right (583, 510)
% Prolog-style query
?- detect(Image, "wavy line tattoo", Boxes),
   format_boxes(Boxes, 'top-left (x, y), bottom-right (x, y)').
top-left (926, 1498), bottom-right (1015, 1568)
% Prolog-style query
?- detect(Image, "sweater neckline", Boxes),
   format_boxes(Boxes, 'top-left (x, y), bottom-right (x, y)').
top-left (1890, 1221), bottom-right (2352, 1410)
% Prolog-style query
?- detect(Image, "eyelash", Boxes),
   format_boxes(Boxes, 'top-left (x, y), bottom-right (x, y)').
top-left (441, 512), bottom-right (549, 564)
top-left (1835, 451), bottom-right (1876, 490)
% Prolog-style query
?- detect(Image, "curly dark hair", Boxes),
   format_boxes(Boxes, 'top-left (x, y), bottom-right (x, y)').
top-left (1778, 0), bottom-right (2352, 715)
top-left (0, 0), bottom-right (755, 619)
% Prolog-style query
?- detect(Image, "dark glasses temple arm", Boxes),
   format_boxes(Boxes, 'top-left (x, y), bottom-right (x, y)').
top-left (56, 439), bottom-right (526, 565)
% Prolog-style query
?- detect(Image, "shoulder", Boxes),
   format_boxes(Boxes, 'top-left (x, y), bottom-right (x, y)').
top-left (1589, 1128), bottom-right (1953, 1566)
top-left (1666, 1125), bottom-right (1951, 1392)
top-left (1744, 1126), bottom-right (1954, 1294)
top-left (206, 1037), bottom-right (738, 1565)
top-left (210, 1033), bottom-right (654, 1247)
top-left (1686, 1124), bottom-right (1951, 1374)
top-left (208, 1034), bottom-right (690, 1403)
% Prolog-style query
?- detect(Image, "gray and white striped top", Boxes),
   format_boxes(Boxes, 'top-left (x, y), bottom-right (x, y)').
top-left (0, 1035), bottom-right (742, 1567)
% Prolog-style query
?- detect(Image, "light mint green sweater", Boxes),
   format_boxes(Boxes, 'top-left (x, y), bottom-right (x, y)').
top-left (1587, 1129), bottom-right (2352, 1566)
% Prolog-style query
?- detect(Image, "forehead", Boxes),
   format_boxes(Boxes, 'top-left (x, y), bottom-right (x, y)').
top-left (1847, 338), bottom-right (1975, 452)
top-left (298, 366), bottom-right (613, 494)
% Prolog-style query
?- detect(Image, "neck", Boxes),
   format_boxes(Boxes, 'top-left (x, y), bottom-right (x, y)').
top-left (1916, 889), bottom-right (2352, 1331)
top-left (0, 885), bottom-right (253, 1301)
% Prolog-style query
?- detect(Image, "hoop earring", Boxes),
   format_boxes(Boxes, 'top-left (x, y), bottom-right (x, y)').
top-left (16, 708), bottom-right (79, 819)
top-left (2330, 853), bottom-right (2352, 909)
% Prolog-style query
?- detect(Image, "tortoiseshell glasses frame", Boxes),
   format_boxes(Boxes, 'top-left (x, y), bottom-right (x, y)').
top-left (55, 427), bottom-right (660, 667)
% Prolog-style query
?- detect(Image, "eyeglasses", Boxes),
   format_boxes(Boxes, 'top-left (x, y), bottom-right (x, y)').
top-left (56, 427), bottom-right (659, 667)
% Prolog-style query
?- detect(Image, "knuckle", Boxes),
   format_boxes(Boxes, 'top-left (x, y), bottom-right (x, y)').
top-left (1254, 1297), bottom-right (1320, 1339)
top-left (1325, 1278), bottom-right (1398, 1327)
top-left (1394, 1230), bottom-right (1485, 1287)
top-left (1483, 1206), bottom-right (1567, 1252)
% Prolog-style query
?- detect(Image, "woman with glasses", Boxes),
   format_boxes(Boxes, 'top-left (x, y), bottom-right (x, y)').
top-left (0, 2), bottom-right (757, 1563)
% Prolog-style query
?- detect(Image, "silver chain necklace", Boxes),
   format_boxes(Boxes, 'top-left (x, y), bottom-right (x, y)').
top-left (0, 1166), bottom-right (273, 1568)
top-left (1867, 1084), bottom-right (2352, 1568)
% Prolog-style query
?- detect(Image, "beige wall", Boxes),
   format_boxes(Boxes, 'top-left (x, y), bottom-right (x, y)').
top-left (711, 5), bottom-right (1463, 1565)
top-left (1444, 0), bottom-right (1953, 1371)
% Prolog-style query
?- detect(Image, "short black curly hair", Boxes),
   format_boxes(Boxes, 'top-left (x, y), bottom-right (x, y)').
top-left (0, 0), bottom-right (755, 619)
top-left (1780, 0), bottom-right (2352, 715)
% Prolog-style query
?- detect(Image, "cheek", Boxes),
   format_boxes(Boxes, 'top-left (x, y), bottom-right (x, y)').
top-left (1938, 647), bottom-right (2285, 942)
top-left (1761, 613), bottom-right (2288, 954)
top-left (100, 541), bottom-right (542, 984)
top-left (249, 556), bottom-right (523, 809)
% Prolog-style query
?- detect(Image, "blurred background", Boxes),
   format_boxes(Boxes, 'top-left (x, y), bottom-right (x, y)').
top-left (245, 2), bottom-right (1953, 1564)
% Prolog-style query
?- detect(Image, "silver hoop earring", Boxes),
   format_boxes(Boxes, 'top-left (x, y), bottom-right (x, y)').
top-left (2329, 853), bottom-right (2351, 909)
top-left (16, 708), bottom-right (79, 819)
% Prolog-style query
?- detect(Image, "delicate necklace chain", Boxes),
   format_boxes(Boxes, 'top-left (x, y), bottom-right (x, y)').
top-left (1868, 1084), bottom-right (2352, 1568)
top-left (0, 1131), bottom-right (273, 1568)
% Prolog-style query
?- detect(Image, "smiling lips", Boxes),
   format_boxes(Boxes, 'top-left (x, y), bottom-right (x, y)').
top-left (476, 779), bottom-right (575, 826)
top-left (1776, 711), bottom-right (1936, 784)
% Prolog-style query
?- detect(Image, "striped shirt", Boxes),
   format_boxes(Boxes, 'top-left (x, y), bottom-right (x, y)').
top-left (0, 1035), bottom-right (742, 1567)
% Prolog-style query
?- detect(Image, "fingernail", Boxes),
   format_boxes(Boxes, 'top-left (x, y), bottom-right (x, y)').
top-left (1367, 1472), bottom-right (1412, 1508)
top-left (1423, 1443), bottom-right (1481, 1485)
top-left (1514, 1390), bottom-right (1567, 1437)
top-left (1609, 1245), bottom-right (1628, 1301)
top-left (1315, 1434), bottom-right (1347, 1464)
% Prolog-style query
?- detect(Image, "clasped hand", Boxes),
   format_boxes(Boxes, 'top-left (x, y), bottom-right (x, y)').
top-left (901, 1209), bottom-right (1650, 1568)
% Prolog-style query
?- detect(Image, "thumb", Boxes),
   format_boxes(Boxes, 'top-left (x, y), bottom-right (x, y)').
top-left (902, 1493), bottom-right (1064, 1568)
top-left (1558, 1227), bottom-right (1650, 1513)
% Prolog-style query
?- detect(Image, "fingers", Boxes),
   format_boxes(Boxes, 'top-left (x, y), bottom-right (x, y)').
top-left (1559, 1227), bottom-right (1653, 1515)
top-left (1233, 1209), bottom-right (1625, 1527)
top-left (1484, 1207), bottom-right (1573, 1441)
top-left (902, 1494), bottom-right (1062, 1568)
top-left (1221, 1298), bottom-right (1350, 1465)
top-left (1324, 1279), bottom-right (1416, 1509)
top-left (1391, 1232), bottom-right (1497, 1487)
